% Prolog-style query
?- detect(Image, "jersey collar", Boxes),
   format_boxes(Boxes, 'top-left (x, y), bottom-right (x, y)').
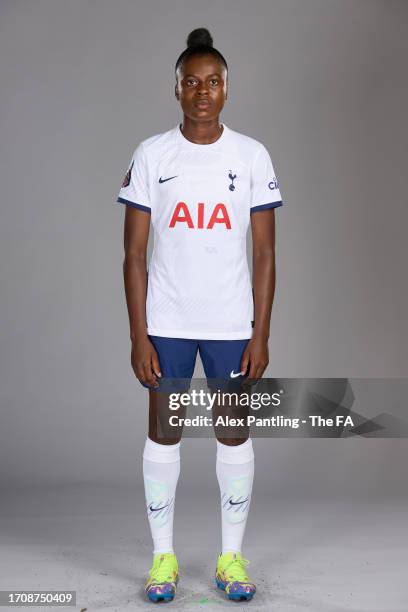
top-left (174, 122), bottom-right (228, 150)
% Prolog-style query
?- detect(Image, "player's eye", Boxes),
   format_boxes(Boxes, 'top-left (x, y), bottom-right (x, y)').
top-left (210, 79), bottom-right (219, 85)
top-left (186, 79), bottom-right (197, 86)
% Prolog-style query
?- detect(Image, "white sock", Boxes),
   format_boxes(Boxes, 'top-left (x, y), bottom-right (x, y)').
top-left (216, 438), bottom-right (254, 555)
top-left (143, 436), bottom-right (181, 555)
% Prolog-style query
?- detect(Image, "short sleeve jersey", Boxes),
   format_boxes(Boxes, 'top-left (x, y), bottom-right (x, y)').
top-left (117, 123), bottom-right (284, 340)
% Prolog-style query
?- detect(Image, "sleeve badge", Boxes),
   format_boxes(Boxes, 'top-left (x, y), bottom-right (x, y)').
top-left (121, 160), bottom-right (134, 188)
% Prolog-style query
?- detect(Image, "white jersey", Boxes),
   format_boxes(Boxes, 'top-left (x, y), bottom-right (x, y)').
top-left (117, 122), bottom-right (284, 340)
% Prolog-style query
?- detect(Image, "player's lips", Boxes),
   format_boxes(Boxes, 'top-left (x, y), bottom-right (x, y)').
top-left (194, 99), bottom-right (211, 108)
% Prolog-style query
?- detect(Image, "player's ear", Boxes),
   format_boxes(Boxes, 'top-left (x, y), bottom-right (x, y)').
top-left (174, 83), bottom-right (179, 101)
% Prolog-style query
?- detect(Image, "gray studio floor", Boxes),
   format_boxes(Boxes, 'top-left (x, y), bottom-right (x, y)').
top-left (0, 484), bottom-right (406, 612)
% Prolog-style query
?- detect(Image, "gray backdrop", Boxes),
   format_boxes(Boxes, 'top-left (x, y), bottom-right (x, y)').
top-left (1, 0), bottom-right (407, 494)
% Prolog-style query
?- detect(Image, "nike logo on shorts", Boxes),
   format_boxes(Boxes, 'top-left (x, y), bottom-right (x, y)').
top-left (230, 370), bottom-right (242, 378)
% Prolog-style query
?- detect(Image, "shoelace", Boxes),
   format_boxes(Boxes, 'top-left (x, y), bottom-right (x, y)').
top-left (149, 555), bottom-right (176, 583)
top-left (224, 556), bottom-right (250, 582)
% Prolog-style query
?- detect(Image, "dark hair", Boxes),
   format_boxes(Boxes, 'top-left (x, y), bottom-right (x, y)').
top-left (175, 28), bottom-right (228, 76)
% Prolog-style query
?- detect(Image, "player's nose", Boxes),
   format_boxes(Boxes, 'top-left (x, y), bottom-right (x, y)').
top-left (197, 83), bottom-right (209, 95)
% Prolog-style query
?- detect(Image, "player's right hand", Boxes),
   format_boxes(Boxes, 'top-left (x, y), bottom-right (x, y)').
top-left (131, 336), bottom-right (162, 388)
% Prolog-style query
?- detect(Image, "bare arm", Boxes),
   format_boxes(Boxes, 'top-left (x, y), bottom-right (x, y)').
top-left (241, 208), bottom-right (277, 380)
top-left (123, 206), bottom-right (161, 387)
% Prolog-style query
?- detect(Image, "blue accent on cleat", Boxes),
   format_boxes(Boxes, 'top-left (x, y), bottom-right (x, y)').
top-left (215, 577), bottom-right (255, 601)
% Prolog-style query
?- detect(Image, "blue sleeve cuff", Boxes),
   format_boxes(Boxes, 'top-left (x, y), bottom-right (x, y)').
top-left (250, 201), bottom-right (283, 213)
top-left (117, 197), bottom-right (151, 213)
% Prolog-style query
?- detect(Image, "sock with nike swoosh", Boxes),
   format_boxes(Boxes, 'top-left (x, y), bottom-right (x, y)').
top-left (143, 436), bottom-right (181, 555)
top-left (216, 438), bottom-right (254, 555)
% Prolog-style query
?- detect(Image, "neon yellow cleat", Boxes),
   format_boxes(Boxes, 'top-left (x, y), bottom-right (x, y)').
top-left (215, 551), bottom-right (256, 601)
top-left (144, 552), bottom-right (179, 603)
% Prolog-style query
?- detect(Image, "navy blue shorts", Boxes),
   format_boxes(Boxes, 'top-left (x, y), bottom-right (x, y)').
top-left (140, 335), bottom-right (251, 392)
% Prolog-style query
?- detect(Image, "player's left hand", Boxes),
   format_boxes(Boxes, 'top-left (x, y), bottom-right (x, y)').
top-left (240, 336), bottom-right (269, 383)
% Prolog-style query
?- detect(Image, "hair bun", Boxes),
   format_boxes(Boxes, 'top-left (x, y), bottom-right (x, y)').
top-left (186, 28), bottom-right (213, 48)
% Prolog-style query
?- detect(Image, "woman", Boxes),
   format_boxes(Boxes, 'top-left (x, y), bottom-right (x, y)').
top-left (116, 27), bottom-right (284, 603)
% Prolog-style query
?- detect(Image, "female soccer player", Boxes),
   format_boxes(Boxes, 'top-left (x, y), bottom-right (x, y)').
top-left (116, 27), bottom-right (284, 603)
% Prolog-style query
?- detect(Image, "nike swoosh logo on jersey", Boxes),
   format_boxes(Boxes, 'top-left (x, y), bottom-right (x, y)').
top-left (159, 175), bottom-right (178, 183)
top-left (229, 497), bottom-right (249, 506)
top-left (230, 370), bottom-right (242, 378)
top-left (149, 503), bottom-right (169, 512)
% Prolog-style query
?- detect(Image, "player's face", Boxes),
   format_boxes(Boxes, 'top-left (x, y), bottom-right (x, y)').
top-left (175, 54), bottom-right (227, 122)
